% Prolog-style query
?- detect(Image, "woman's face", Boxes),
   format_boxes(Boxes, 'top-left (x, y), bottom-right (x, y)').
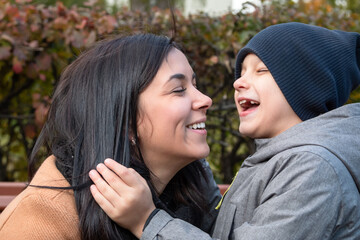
top-left (137, 48), bottom-right (212, 177)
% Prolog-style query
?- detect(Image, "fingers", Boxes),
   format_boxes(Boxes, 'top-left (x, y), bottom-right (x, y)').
top-left (104, 158), bottom-right (147, 187)
top-left (89, 158), bottom-right (156, 237)
top-left (89, 182), bottom-right (114, 214)
top-left (103, 158), bottom-right (128, 177)
top-left (104, 158), bottom-right (147, 186)
top-left (89, 169), bottom-right (118, 214)
top-left (89, 166), bottom-right (125, 206)
top-left (96, 162), bottom-right (128, 196)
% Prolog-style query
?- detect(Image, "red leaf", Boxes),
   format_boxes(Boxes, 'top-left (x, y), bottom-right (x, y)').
top-left (13, 47), bottom-right (27, 61)
top-left (84, 0), bottom-right (97, 7)
top-left (39, 73), bottom-right (46, 81)
top-left (30, 24), bottom-right (40, 32)
top-left (76, 19), bottom-right (87, 29)
top-left (35, 103), bottom-right (49, 129)
top-left (25, 63), bottom-right (38, 79)
top-left (33, 96), bottom-right (51, 129)
top-left (85, 30), bottom-right (96, 47)
top-left (1, 33), bottom-right (15, 44)
top-left (29, 40), bottom-right (38, 48)
top-left (36, 53), bottom-right (52, 71)
top-left (15, 0), bottom-right (33, 3)
top-left (32, 93), bottom-right (41, 108)
top-left (5, 5), bottom-right (19, 17)
top-left (0, 46), bottom-right (11, 60)
top-left (71, 30), bottom-right (84, 48)
top-left (24, 124), bottom-right (37, 139)
top-left (12, 58), bottom-right (23, 74)
top-left (53, 17), bottom-right (68, 29)
top-left (0, 8), bottom-right (4, 21)
top-left (57, 2), bottom-right (67, 17)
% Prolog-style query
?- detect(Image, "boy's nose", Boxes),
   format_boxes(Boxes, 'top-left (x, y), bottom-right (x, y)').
top-left (233, 76), bottom-right (250, 90)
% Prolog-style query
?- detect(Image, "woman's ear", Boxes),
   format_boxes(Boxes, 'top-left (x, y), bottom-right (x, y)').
top-left (128, 124), bottom-right (139, 146)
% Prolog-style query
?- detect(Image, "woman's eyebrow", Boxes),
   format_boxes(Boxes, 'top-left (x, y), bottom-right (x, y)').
top-left (166, 72), bottom-right (196, 84)
top-left (168, 73), bottom-right (186, 82)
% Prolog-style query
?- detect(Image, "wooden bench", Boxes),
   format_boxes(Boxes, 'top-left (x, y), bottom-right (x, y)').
top-left (0, 182), bottom-right (229, 213)
top-left (0, 182), bottom-right (27, 212)
top-left (217, 184), bottom-right (229, 195)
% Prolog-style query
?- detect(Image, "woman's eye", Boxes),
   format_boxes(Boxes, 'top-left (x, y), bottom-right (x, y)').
top-left (173, 87), bottom-right (187, 93)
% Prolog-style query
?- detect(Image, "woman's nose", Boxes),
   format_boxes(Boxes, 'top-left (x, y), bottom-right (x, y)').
top-left (193, 89), bottom-right (212, 111)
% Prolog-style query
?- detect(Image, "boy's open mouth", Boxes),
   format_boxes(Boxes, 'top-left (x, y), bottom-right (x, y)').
top-left (239, 99), bottom-right (260, 111)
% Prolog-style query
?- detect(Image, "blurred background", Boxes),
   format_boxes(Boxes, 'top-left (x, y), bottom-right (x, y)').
top-left (1, 0), bottom-right (359, 184)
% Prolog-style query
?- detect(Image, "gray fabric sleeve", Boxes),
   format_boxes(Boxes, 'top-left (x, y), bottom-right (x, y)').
top-left (232, 151), bottom-right (342, 239)
top-left (141, 210), bottom-right (217, 240)
top-left (141, 159), bottom-right (221, 240)
top-left (198, 159), bottom-right (222, 233)
top-left (141, 151), bottom-right (344, 240)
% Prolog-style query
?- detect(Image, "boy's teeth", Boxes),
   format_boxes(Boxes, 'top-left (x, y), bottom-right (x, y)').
top-left (188, 122), bottom-right (206, 129)
top-left (239, 99), bottom-right (260, 107)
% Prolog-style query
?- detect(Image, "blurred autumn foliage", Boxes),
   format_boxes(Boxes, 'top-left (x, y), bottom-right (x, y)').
top-left (1, 0), bottom-right (359, 183)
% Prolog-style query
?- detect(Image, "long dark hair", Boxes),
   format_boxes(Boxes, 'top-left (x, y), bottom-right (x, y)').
top-left (29, 34), bottom-right (209, 239)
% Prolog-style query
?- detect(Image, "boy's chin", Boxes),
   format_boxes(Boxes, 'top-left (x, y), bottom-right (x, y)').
top-left (239, 127), bottom-right (267, 139)
top-left (239, 125), bottom-right (255, 138)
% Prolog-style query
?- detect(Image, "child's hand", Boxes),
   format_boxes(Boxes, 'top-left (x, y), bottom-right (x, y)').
top-left (89, 158), bottom-right (156, 238)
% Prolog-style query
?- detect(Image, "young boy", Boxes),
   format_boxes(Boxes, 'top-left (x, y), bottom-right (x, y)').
top-left (90, 22), bottom-right (360, 239)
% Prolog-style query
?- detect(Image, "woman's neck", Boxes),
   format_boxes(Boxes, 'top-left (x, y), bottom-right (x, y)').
top-left (149, 165), bottom-right (179, 194)
top-left (140, 147), bottom-right (195, 194)
top-left (146, 157), bottom-right (192, 194)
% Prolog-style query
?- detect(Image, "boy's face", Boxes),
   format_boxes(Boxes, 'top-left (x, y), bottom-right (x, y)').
top-left (233, 53), bottom-right (302, 138)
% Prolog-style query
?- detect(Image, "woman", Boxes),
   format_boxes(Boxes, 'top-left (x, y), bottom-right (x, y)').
top-left (0, 34), bottom-right (221, 239)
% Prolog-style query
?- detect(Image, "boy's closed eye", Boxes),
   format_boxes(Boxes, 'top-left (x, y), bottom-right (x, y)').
top-left (257, 67), bottom-right (269, 73)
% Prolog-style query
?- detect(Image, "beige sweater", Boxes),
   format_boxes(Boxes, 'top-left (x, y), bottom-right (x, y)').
top-left (0, 156), bottom-right (80, 239)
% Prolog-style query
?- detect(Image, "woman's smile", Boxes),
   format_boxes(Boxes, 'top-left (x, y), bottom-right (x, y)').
top-left (137, 48), bottom-right (212, 185)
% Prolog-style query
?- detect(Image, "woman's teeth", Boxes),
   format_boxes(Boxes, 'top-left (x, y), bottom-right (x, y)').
top-left (188, 122), bottom-right (206, 129)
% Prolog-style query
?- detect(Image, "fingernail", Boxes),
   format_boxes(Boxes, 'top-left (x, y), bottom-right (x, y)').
top-left (104, 158), bottom-right (111, 165)
top-left (89, 170), bottom-right (96, 177)
top-left (97, 163), bottom-right (105, 171)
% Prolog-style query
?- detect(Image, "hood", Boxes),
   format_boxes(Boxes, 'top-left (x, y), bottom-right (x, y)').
top-left (243, 103), bottom-right (360, 191)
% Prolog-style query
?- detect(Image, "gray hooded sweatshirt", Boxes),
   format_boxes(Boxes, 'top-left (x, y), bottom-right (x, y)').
top-left (142, 103), bottom-right (360, 240)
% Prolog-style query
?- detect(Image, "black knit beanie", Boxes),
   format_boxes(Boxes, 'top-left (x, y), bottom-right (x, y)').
top-left (235, 22), bottom-right (360, 121)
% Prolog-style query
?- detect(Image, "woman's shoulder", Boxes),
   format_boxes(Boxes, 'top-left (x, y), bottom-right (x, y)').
top-left (0, 156), bottom-right (80, 239)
